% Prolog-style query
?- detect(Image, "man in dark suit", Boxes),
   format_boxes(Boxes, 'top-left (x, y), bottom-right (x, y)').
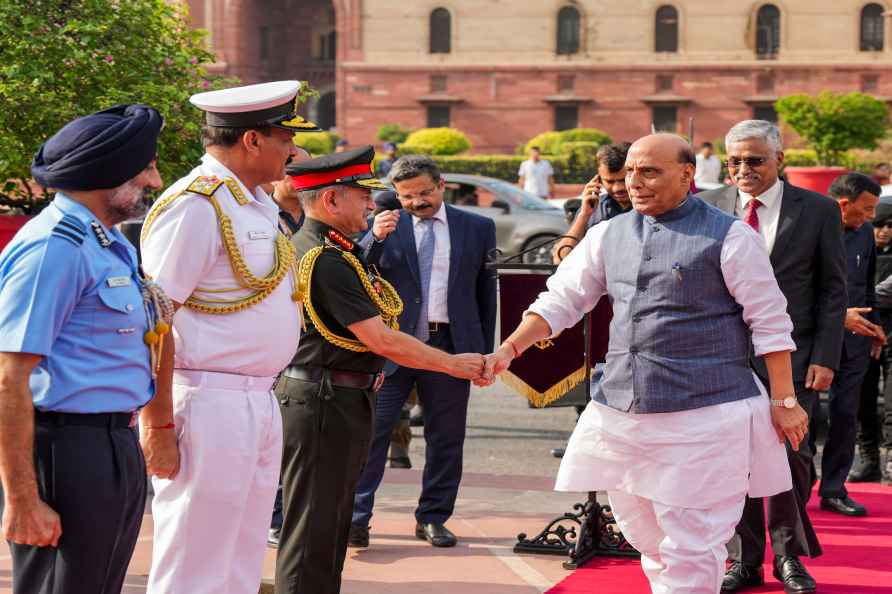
top-left (348, 155), bottom-right (498, 548)
top-left (698, 120), bottom-right (847, 594)
top-left (817, 173), bottom-right (884, 515)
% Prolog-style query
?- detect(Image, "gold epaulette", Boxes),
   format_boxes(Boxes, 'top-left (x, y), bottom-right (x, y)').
top-left (296, 246), bottom-right (403, 352)
top-left (187, 175), bottom-right (224, 197)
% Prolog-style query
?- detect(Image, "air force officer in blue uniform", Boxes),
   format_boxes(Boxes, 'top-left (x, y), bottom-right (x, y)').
top-left (350, 155), bottom-right (497, 548)
top-left (0, 105), bottom-right (166, 594)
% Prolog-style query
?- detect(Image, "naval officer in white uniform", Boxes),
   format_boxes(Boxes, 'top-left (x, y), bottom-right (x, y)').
top-left (140, 81), bottom-right (320, 594)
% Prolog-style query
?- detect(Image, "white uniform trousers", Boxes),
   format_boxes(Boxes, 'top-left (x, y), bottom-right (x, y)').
top-left (608, 490), bottom-right (747, 594)
top-left (147, 371), bottom-right (283, 594)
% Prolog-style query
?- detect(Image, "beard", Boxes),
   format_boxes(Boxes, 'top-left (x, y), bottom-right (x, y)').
top-left (106, 178), bottom-right (152, 223)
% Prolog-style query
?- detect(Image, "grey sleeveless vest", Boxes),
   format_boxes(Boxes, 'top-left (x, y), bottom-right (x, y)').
top-left (595, 197), bottom-right (759, 413)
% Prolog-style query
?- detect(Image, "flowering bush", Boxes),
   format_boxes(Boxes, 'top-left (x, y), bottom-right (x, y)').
top-left (0, 0), bottom-right (232, 211)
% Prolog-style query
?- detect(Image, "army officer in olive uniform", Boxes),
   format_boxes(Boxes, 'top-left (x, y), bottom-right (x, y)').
top-left (276, 146), bottom-right (485, 594)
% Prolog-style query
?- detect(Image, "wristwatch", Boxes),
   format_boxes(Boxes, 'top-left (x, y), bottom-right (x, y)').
top-left (770, 395), bottom-right (797, 409)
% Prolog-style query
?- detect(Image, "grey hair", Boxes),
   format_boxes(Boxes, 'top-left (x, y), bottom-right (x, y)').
top-left (297, 184), bottom-right (341, 207)
top-left (725, 120), bottom-right (783, 152)
top-left (389, 155), bottom-right (442, 184)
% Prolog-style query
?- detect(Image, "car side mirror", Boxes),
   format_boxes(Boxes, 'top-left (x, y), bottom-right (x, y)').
top-left (491, 199), bottom-right (510, 214)
top-left (563, 198), bottom-right (581, 224)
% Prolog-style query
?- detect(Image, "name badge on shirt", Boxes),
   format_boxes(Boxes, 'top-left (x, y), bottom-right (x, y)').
top-left (106, 276), bottom-right (132, 288)
top-left (248, 230), bottom-right (272, 241)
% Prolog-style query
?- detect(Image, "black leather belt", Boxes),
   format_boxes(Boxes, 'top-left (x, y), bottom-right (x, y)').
top-left (428, 322), bottom-right (449, 333)
top-left (283, 366), bottom-right (383, 391)
top-left (35, 410), bottom-right (136, 429)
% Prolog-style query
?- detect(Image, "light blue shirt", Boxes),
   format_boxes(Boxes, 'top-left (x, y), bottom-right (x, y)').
top-left (0, 194), bottom-right (153, 412)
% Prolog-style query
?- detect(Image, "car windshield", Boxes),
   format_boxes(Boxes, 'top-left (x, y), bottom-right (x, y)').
top-left (482, 180), bottom-right (559, 211)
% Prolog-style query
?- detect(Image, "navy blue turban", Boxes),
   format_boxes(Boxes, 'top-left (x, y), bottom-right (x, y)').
top-left (31, 104), bottom-right (163, 191)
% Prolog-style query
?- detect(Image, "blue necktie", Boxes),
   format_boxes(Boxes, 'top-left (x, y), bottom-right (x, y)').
top-left (415, 218), bottom-right (436, 342)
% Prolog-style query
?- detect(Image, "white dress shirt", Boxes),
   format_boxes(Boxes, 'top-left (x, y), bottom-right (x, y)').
top-left (735, 179), bottom-right (784, 253)
top-left (141, 154), bottom-right (301, 378)
top-left (527, 217), bottom-right (795, 507)
top-left (694, 153), bottom-right (722, 186)
top-left (413, 203), bottom-right (451, 323)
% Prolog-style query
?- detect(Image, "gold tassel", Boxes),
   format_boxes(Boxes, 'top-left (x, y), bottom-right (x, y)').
top-left (500, 367), bottom-right (589, 408)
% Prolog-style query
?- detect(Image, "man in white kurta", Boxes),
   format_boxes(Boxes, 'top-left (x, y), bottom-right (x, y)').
top-left (482, 134), bottom-right (809, 594)
top-left (139, 81), bottom-right (318, 593)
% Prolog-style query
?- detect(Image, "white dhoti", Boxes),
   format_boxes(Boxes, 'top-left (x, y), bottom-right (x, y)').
top-left (555, 376), bottom-right (792, 594)
top-left (147, 370), bottom-right (283, 594)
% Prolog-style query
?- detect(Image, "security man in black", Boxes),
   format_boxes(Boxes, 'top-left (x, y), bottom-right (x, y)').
top-left (275, 146), bottom-right (485, 594)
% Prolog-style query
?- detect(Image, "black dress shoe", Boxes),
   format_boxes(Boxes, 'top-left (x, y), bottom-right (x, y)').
top-left (820, 495), bottom-right (868, 516)
top-left (348, 524), bottom-right (370, 548)
top-left (721, 561), bottom-right (764, 592)
top-left (848, 458), bottom-right (881, 482)
top-left (773, 556), bottom-right (816, 594)
top-left (550, 447), bottom-right (565, 458)
top-left (415, 522), bottom-right (457, 547)
top-left (389, 456), bottom-right (412, 469)
top-left (267, 528), bottom-right (280, 548)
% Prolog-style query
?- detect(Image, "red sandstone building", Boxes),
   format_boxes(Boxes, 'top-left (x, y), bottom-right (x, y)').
top-left (187, 1), bottom-right (892, 152)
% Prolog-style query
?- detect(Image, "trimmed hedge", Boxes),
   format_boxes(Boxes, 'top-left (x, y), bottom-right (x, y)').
top-left (412, 154), bottom-right (591, 184)
top-left (293, 131), bottom-right (340, 156)
top-left (523, 128), bottom-right (612, 156)
top-left (402, 127), bottom-right (471, 155)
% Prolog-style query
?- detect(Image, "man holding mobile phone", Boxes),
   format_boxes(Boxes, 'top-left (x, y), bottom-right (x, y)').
top-left (553, 142), bottom-right (632, 263)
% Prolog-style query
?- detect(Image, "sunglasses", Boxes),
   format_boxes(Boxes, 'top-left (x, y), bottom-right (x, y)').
top-left (726, 157), bottom-right (767, 168)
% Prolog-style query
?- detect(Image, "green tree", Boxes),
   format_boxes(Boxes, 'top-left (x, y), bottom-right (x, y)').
top-left (0, 0), bottom-right (231, 212)
top-left (775, 91), bottom-right (890, 166)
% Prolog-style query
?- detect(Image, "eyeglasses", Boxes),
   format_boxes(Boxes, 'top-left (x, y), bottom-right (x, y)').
top-left (726, 157), bottom-right (768, 168)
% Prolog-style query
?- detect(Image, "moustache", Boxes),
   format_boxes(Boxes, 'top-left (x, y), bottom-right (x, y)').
top-left (408, 203), bottom-right (432, 212)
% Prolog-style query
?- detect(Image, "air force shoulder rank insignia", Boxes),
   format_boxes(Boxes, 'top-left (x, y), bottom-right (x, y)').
top-left (51, 215), bottom-right (87, 246)
top-left (186, 175), bottom-right (224, 197)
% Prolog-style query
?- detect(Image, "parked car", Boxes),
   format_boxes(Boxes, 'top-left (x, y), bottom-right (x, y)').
top-left (380, 173), bottom-right (569, 264)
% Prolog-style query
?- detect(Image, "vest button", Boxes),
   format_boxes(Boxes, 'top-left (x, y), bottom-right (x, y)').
top-left (643, 255), bottom-right (652, 261)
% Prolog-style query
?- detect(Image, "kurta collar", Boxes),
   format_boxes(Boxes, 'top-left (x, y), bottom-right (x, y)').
top-left (646, 194), bottom-right (695, 224)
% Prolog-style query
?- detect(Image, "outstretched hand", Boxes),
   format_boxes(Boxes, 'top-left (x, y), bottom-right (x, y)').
top-left (472, 346), bottom-right (515, 387)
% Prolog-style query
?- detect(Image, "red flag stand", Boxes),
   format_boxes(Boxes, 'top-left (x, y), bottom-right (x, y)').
top-left (488, 243), bottom-right (639, 568)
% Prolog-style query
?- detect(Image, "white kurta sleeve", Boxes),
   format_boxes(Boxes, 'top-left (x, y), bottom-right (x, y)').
top-left (141, 195), bottom-right (221, 304)
top-left (721, 220), bottom-right (796, 357)
top-left (525, 220), bottom-right (609, 337)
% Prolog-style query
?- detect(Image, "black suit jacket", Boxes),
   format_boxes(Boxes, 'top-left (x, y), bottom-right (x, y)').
top-left (365, 204), bottom-right (498, 372)
top-left (697, 182), bottom-right (847, 388)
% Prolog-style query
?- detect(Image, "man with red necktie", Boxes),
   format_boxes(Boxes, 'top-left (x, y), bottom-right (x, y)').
top-left (698, 120), bottom-right (847, 594)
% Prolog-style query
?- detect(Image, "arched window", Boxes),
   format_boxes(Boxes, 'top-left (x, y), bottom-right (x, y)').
top-left (756, 4), bottom-right (780, 59)
top-left (861, 3), bottom-right (885, 51)
top-left (655, 5), bottom-right (679, 53)
top-left (430, 8), bottom-right (451, 54)
top-left (556, 6), bottom-right (581, 55)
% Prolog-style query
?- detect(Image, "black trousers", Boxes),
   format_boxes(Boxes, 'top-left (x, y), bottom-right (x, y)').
top-left (819, 346), bottom-right (871, 498)
top-left (0, 413), bottom-right (146, 594)
top-left (728, 389), bottom-right (822, 565)
top-left (352, 328), bottom-right (471, 528)
top-left (857, 315), bottom-right (892, 455)
top-left (274, 374), bottom-right (374, 594)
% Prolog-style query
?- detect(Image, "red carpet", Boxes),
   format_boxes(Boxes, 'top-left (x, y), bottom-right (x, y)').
top-left (546, 483), bottom-right (892, 593)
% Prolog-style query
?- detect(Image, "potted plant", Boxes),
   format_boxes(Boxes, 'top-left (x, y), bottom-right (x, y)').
top-left (775, 91), bottom-right (890, 194)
